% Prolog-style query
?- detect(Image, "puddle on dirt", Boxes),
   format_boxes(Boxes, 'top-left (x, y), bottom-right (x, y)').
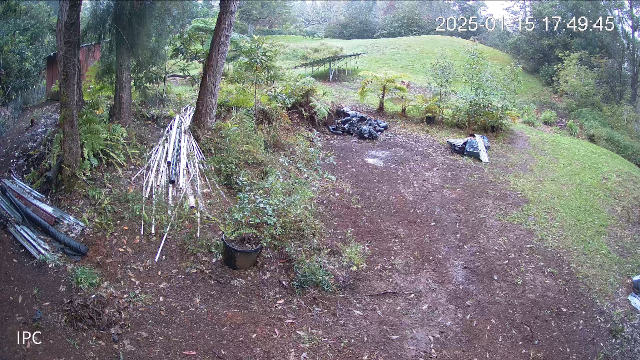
top-left (365, 150), bottom-right (390, 167)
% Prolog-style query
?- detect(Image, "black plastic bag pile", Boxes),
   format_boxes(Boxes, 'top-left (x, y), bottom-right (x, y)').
top-left (328, 107), bottom-right (389, 140)
top-left (447, 134), bottom-right (491, 162)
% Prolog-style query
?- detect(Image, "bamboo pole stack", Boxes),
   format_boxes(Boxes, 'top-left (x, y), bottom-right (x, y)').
top-left (132, 106), bottom-right (215, 262)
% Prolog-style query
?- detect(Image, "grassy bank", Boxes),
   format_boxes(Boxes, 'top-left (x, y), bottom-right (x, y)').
top-left (274, 35), bottom-right (547, 98)
top-left (505, 124), bottom-right (640, 298)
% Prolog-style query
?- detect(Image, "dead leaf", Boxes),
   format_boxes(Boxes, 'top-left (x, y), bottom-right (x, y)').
top-left (123, 226), bottom-right (128, 230)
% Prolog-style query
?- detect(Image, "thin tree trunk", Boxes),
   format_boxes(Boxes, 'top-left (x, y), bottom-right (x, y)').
top-left (113, 1), bottom-right (132, 127)
top-left (193, 0), bottom-right (239, 131)
top-left (56, 0), bottom-right (82, 190)
top-left (378, 84), bottom-right (386, 112)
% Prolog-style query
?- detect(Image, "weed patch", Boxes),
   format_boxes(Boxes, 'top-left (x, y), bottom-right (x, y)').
top-left (292, 255), bottom-right (334, 292)
top-left (70, 266), bottom-right (101, 292)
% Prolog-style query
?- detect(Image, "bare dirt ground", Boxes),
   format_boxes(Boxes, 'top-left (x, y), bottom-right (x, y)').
top-left (0, 105), bottom-right (625, 359)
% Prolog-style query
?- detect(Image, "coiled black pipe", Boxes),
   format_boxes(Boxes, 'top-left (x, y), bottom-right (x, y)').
top-left (0, 185), bottom-right (88, 256)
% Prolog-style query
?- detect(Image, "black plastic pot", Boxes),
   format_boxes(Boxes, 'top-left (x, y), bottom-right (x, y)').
top-left (221, 234), bottom-right (263, 270)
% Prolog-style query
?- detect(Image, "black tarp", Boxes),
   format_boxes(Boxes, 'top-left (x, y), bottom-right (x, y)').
top-left (328, 107), bottom-right (388, 140)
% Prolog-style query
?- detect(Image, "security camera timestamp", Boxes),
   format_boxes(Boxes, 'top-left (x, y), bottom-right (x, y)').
top-left (435, 16), bottom-right (615, 32)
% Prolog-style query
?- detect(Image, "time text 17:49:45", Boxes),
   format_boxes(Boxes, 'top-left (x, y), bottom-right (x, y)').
top-left (435, 16), bottom-right (615, 33)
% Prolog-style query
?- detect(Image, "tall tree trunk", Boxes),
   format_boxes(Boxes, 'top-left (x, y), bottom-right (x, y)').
top-left (113, 1), bottom-right (132, 127)
top-left (56, 0), bottom-right (82, 190)
top-left (631, 1), bottom-right (638, 106)
top-left (56, 1), bottom-right (83, 112)
top-left (193, 0), bottom-right (239, 131)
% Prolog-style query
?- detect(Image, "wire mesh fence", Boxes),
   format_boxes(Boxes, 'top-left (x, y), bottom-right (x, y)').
top-left (0, 84), bottom-right (46, 136)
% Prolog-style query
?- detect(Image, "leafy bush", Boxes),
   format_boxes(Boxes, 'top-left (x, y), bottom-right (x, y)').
top-left (224, 171), bottom-right (320, 246)
top-left (448, 43), bottom-right (513, 132)
top-left (567, 120), bottom-right (579, 136)
top-left (540, 110), bottom-right (558, 126)
top-left (266, 75), bottom-right (328, 125)
top-left (232, 36), bottom-right (280, 104)
top-left (218, 82), bottom-right (255, 109)
top-left (522, 116), bottom-right (539, 127)
top-left (555, 52), bottom-right (602, 112)
top-left (206, 111), bottom-right (327, 247)
top-left (208, 113), bottom-right (266, 190)
top-left (427, 58), bottom-right (455, 116)
top-left (539, 63), bottom-right (556, 86)
top-left (520, 104), bottom-right (538, 127)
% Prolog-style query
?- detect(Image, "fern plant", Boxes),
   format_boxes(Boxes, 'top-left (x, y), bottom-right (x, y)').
top-left (358, 71), bottom-right (407, 112)
top-left (52, 65), bottom-right (130, 175)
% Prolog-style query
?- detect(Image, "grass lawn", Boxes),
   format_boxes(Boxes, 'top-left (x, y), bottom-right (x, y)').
top-left (273, 35), bottom-right (547, 99)
top-left (505, 124), bottom-right (640, 299)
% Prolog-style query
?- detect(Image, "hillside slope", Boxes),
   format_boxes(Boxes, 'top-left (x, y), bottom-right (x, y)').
top-left (277, 35), bottom-right (546, 96)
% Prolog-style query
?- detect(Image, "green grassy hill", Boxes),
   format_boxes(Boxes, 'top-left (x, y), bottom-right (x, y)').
top-left (276, 35), bottom-right (546, 97)
top-left (275, 35), bottom-right (640, 299)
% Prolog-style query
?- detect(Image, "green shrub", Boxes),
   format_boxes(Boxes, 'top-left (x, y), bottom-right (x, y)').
top-left (208, 113), bottom-right (266, 190)
top-left (449, 95), bottom-right (511, 132)
top-left (540, 110), bottom-right (558, 126)
top-left (522, 115), bottom-right (538, 127)
top-left (207, 111), bottom-right (327, 247)
top-left (520, 104), bottom-right (538, 127)
top-left (539, 63), bottom-right (556, 86)
top-left (224, 170), bottom-right (321, 247)
top-left (567, 120), bottom-right (579, 137)
top-left (218, 82), bottom-right (255, 109)
top-left (447, 43), bottom-right (514, 132)
top-left (555, 52), bottom-right (602, 112)
top-left (427, 58), bottom-right (455, 116)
